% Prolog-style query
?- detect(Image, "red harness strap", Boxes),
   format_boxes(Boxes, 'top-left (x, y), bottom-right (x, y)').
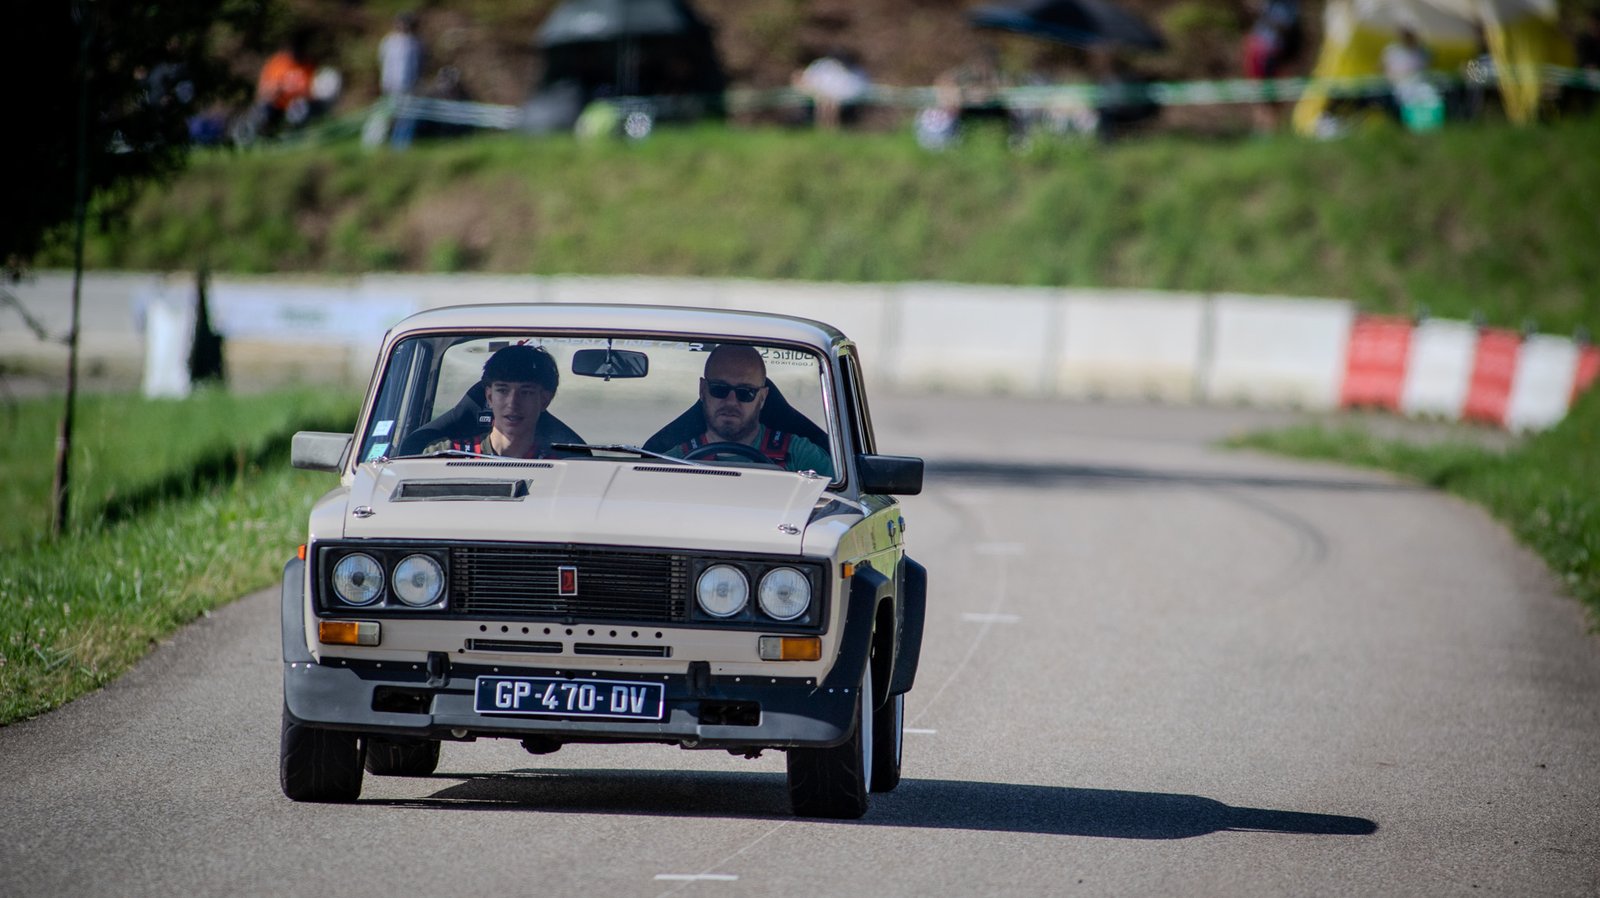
top-left (451, 438), bottom-right (546, 459)
top-left (678, 429), bottom-right (794, 465)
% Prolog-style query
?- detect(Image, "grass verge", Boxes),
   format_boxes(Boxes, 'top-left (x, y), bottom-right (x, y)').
top-left (1232, 388), bottom-right (1600, 626)
top-left (0, 464), bottom-right (338, 724)
top-left (0, 388), bottom-right (356, 551)
top-left (0, 388), bottom-right (357, 725)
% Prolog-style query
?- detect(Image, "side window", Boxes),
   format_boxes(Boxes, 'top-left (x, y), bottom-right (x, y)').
top-left (839, 352), bottom-right (877, 456)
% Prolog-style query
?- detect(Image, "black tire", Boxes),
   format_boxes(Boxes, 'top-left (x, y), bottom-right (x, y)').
top-left (365, 737), bottom-right (441, 777)
top-left (870, 691), bottom-right (904, 793)
top-left (786, 662), bottom-right (872, 819)
top-left (279, 707), bottom-right (365, 802)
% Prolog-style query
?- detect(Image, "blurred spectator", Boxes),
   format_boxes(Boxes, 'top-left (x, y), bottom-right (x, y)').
top-left (919, 47), bottom-right (1009, 148)
top-left (1382, 27), bottom-right (1441, 129)
top-left (1242, 0), bottom-right (1300, 132)
top-left (1460, 26), bottom-right (1497, 120)
top-left (255, 30), bottom-right (318, 130)
top-left (791, 49), bottom-right (870, 130)
top-left (379, 11), bottom-right (425, 149)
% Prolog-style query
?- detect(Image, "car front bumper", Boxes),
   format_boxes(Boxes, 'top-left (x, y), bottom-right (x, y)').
top-left (280, 558), bottom-right (875, 750)
top-left (282, 658), bottom-right (862, 748)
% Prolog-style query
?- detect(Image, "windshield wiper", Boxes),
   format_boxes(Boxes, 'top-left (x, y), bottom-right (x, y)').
top-left (551, 443), bottom-right (698, 465)
top-left (390, 448), bottom-right (500, 461)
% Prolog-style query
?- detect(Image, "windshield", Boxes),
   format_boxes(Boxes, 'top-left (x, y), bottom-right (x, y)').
top-left (354, 332), bottom-right (837, 479)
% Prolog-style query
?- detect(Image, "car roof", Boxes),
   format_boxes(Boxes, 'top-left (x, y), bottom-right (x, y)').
top-left (388, 303), bottom-right (848, 351)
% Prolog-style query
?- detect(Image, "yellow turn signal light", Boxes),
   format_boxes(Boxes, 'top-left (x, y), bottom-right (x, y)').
top-left (319, 620), bottom-right (381, 646)
top-left (758, 636), bottom-right (822, 661)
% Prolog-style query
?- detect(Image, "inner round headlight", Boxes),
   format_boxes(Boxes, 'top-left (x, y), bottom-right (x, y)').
top-left (758, 567), bottom-right (811, 621)
top-left (696, 564), bottom-right (749, 618)
top-left (332, 553), bottom-right (384, 606)
top-left (392, 554), bottom-right (444, 607)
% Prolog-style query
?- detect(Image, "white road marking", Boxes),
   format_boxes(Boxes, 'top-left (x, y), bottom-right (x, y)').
top-left (655, 874), bottom-right (739, 882)
top-left (905, 728), bottom-right (938, 734)
top-left (962, 612), bottom-right (1020, 624)
top-left (975, 542), bottom-right (1026, 556)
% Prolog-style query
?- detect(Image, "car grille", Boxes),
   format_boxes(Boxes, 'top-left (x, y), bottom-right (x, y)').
top-left (449, 546), bottom-right (689, 624)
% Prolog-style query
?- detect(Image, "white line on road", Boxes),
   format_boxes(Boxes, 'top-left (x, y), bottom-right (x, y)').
top-left (962, 612), bottom-right (1020, 624)
top-left (656, 874), bottom-right (739, 882)
top-left (905, 728), bottom-right (938, 734)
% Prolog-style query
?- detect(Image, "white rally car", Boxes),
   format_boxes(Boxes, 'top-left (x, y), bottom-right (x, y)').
top-left (281, 303), bottom-right (926, 819)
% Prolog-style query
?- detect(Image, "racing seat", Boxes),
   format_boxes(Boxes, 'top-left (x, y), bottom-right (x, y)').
top-left (395, 381), bottom-right (585, 457)
top-left (641, 379), bottom-right (829, 455)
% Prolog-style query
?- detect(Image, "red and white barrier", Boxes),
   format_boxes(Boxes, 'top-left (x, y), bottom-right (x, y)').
top-left (1400, 319), bottom-right (1477, 420)
top-left (1339, 314), bottom-right (1412, 411)
top-left (1339, 317), bottom-right (1598, 431)
top-left (1505, 336), bottom-right (1582, 432)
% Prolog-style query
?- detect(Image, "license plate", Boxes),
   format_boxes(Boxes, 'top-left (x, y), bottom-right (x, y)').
top-left (474, 676), bottom-right (665, 721)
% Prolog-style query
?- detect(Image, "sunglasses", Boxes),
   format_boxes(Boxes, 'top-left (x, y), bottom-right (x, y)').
top-left (706, 381), bottom-right (763, 403)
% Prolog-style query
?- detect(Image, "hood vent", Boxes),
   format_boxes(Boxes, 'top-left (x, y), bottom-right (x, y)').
top-left (444, 461), bottom-right (553, 469)
top-left (632, 465), bottom-right (741, 477)
top-left (393, 479), bottom-right (530, 501)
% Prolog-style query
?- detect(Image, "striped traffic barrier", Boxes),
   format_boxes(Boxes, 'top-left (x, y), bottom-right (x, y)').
top-left (1461, 328), bottom-right (1523, 427)
top-left (1340, 314), bottom-right (1413, 412)
top-left (1505, 334), bottom-right (1583, 432)
top-left (1399, 319), bottom-right (1478, 420)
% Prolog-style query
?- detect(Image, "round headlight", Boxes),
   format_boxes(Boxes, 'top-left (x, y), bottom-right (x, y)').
top-left (332, 553), bottom-right (384, 606)
top-left (392, 554), bottom-right (444, 607)
top-left (758, 567), bottom-right (812, 621)
top-left (696, 564), bottom-right (749, 618)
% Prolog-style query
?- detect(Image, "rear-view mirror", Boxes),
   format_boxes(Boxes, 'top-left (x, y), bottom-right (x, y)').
top-left (292, 431), bottom-right (352, 472)
top-left (856, 454), bottom-right (923, 495)
top-left (571, 348), bottom-right (649, 379)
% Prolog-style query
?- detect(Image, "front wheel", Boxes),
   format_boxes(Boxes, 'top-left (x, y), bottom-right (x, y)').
top-left (279, 707), bottom-right (365, 802)
top-left (786, 662), bottom-right (872, 819)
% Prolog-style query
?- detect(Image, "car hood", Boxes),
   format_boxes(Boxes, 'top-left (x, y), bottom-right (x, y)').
top-left (336, 458), bottom-right (832, 555)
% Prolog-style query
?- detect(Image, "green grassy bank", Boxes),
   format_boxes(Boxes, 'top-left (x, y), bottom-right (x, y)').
top-left (0, 390), bottom-right (356, 724)
top-left (1234, 388), bottom-right (1600, 626)
top-left (60, 119), bottom-right (1600, 336)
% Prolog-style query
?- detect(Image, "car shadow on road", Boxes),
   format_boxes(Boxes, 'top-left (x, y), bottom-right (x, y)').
top-left (372, 770), bottom-right (1376, 839)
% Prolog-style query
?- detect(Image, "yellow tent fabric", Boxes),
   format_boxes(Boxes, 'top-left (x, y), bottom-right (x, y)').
top-left (1293, 0), bottom-right (1575, 133)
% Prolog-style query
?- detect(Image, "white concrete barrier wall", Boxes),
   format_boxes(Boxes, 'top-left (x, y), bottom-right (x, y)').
top-left (1057, 292), bottom-right (1207, 401)
top-left (1204, 294), bottom-right (1355, 410)
top-left (891, 283), bottom-right (1061, 394)
top-left (4, 271), bottom-right (1590, 430)
top-left (1505, 335), bottom-right (1580, 433)
top-left (1400, 319), bottom-right (1478, 419)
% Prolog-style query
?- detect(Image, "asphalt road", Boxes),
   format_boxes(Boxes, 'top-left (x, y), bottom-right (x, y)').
top-left (3, 396), bottom-right (1597, 897)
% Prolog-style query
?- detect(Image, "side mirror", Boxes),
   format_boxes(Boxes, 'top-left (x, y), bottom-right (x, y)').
top-left (856, 454), bottom-right (923, 496)
top-left (291, 431), bottom-right (352, 472)
top-left (571, 348), bottom-right (649, 379)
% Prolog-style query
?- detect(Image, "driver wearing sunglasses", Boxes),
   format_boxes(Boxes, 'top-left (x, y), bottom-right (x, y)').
top-left (665, 345), bottom-right (834, 476)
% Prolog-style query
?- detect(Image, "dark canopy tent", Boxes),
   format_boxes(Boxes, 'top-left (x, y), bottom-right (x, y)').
top-left (529, 0), bottom-right (725, 128)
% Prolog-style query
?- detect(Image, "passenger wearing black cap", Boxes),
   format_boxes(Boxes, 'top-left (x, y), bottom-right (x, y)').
top-left (426, 344), bottom-right (565, 459)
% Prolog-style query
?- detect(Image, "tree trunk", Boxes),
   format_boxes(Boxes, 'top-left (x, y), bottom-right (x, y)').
top-left (51, 2), bottom-right (94, 540)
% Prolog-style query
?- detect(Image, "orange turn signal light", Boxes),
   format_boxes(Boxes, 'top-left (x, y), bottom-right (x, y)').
top-left (841, 562), bottom-right (855, 579)
top-left (319, 620), bottom-right (380, 646)
top-left (297, 544), bottom-right (307, 561)
top-left (758, 636), bottom-right (822, 661)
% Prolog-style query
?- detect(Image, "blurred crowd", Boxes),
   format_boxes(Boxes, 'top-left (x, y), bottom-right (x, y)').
top-left (138, 1), bottom-right (1600, 152)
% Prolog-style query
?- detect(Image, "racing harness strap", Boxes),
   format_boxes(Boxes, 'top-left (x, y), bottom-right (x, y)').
top-left (678, 429), bottom-right (795, 465)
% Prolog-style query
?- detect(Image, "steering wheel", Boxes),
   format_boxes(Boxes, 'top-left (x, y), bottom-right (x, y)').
top-left (682, 441), bottom-right (781, 467)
